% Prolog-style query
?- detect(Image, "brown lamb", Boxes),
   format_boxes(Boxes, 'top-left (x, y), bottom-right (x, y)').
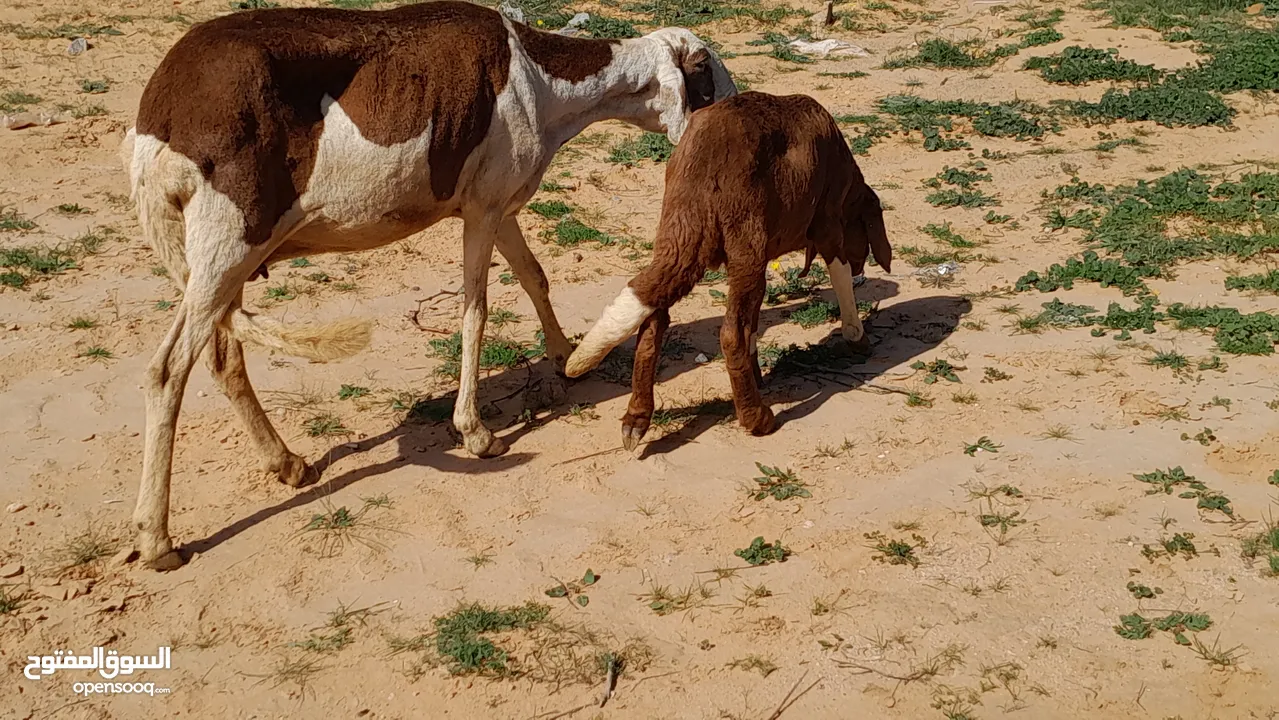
top-left (564, 91), bottom-right (892, 449)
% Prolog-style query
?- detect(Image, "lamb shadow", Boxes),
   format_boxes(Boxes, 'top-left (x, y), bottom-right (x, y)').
top-left (186, 282), bottom-right (972, 559)
top-left (637, 293), bottom-right (972, 456)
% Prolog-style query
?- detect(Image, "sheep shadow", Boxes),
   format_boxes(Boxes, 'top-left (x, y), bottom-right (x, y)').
top-left (184, 282), bottom-right (970, 559)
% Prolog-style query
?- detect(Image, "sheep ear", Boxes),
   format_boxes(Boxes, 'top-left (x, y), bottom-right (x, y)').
top-left (656, 55), bottom-right (691, 144)
top-left (707, 49), bottom-right (737, 103)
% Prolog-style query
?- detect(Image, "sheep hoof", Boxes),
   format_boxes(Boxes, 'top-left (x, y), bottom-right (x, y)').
top-left (274, 453), bottom-right (318, 488)
top-left (466, 431), bottom-right (508, 458)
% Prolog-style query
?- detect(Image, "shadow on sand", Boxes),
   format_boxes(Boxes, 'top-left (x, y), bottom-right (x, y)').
top-left (184, 279), bottom-right (971, 558)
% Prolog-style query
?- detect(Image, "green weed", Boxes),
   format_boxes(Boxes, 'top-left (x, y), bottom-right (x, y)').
top-left (607, 132), bottom-right (674, 164)
top-left (963, 436), bottom-right (1002, 456)
top-left (866, 531), bottom-right (926, 567)
top-left (431, 602), bottom-right (549, 676)
top-left (526, 200), bottom-right (573, 219)
top-left (735, 537), bottom-right (791, 566)
top-left (751, 463), bottom-right (811, 501)
top-left (1024, 46), bottom-right (1163, 85)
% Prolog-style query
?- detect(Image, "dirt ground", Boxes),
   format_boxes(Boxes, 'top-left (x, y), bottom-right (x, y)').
top-left (3, 0), bottom-right (1279, 718)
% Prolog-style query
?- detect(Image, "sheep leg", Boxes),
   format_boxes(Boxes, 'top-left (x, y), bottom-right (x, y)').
top-left (453, 214), bottom-right (507, 457)
top-left (205, 304), bottom-right (315, 488)
top-left (495, 217), bottom-right (573, 370)
top-left (135, 228), bottom-right (258, 570)
top-left (830, 258), bottom-right (871, 355)
top-left (621, 308), bottom-right (669, 450)
top-left (722, 275), bottom-right (775, 436)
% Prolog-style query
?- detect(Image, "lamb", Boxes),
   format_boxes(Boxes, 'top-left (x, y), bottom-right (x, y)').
top-left (120, 1), bottom-right (735, 570)
top-left (563, 91), bottom-right (892, 449)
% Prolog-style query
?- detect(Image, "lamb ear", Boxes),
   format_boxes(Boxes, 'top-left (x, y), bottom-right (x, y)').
top-left (862, 189), bottom-right (892, 274)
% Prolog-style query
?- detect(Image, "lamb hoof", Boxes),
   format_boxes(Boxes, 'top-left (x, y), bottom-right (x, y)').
top-left (742, 407), bottom-right (778, 437)
top-left (276, 453), bottom-right (318, 488)
top-left (621, 414), bottom-right (651, 451)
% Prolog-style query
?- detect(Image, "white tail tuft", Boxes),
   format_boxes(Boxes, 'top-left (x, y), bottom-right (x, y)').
top-left (564, 287), bottom-right (655, 378)
top-left (223, 309), bottom-right (372, 362)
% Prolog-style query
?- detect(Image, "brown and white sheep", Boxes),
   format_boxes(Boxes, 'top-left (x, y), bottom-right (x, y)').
top-left (564, 91), bottom-right (892, 449)
top-left (121, 1), bottom-right (735, 569)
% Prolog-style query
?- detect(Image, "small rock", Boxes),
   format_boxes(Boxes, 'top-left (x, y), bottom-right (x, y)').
top-left (6, 502), bottom-right (25, 514)
top-left (0, 563), bottom-right (23, 578)
top-left (82, 434), bottom-right (95, 442)
top-left (36, 582), bottom-right (71, 602)
top-left (694, 353), bottom-right (710, 363)
top-left (109, 548), bottom-right (137, 566)
top-left (803, 520), bottom-right (814, 528)
top-left (196, 390), bottom-right (207, 398)
top-left (65, 579), bottom-right (93, 599)
top-left (99, 594), bottom-right (128, 613)
top-left (67, 37), bottom-right (87, 55)
top-left (573, 253), bottom-right (583, 263)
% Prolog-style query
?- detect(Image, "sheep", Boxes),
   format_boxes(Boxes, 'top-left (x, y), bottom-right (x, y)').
top-left (563, 91), bottom-right (892, 450)
top-left (120, 0), bottom-right (735, 570)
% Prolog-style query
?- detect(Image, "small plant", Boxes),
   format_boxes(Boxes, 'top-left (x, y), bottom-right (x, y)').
top-left (1191, 635), bottom-right (1245, 669)
top-left (1040, 424), bottom-right (1076, 441)
top-left (1117, 610), bottom-right (1213, 647)
top-left (79, 78), bottom-right (110, 94)
top-left (952, 390), bottom-right (978, 404)
top-left (606, 132), bottom-right (674, 165)
top-left (787, 299), bottom-right (839, 328)
top-left (1181, 427), bottom-right (1217, 446)
top-left (963, 436), bottom-right (1002, 456)
top-left (866, 531), bottom-right (926, 568)
top-left (982, 367), bottom-right (1012, 382)
top-left (726, 655), bottom-right (779, 676)
top-left (337, 384), bottom-right (369, 400)
top-left (1147, 350), bottom-right (1189, 370)
top-left (298, 495), bottom-right (392, 557)
top-left (1144, 532), bottom-right (1198, 561)
top-left (545, 569), bottom-right (599, 608)
top-left (0, 585), bottom-right (24, 615)
top-left (54, 524), bottom-right (114, 567)
top-left (79, 346), bottom-right (113, 360)
top-left (1126, 581), bottom-right (1162, 599)
top-left (905, 391), bottom-right (934, 408)
top-left (1134, 466), bottom-right (1198, 495)
top-left (911, 358), bottom-right (962, 383)
top-left (751, 462), bottom-right (811, 501)
top-left (426, 602), bottom-right (549, 676)
top-left (526, 200), bottom-right (573, 219)
top-left (305, 414), bottom-right (349, 437)
top-left (67, 316), bottom-right (97, 330)
top-left (734, 537), bottom-right (791, 566)
top-left (1, 208), bottom-right (36, 234)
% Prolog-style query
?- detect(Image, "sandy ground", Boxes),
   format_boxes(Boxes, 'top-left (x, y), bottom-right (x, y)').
top-left (3, 0), bottom-right (1279, 718)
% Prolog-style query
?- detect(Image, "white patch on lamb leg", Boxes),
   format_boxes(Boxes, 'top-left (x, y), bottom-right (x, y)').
top-left (829, 258), bottom-right (866, 343)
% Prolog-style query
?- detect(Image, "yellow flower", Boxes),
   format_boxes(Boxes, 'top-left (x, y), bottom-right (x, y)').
top-left (536, 19), bottom-right (544, 25)
top-left (770, 262), bottom-right (782, 272)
